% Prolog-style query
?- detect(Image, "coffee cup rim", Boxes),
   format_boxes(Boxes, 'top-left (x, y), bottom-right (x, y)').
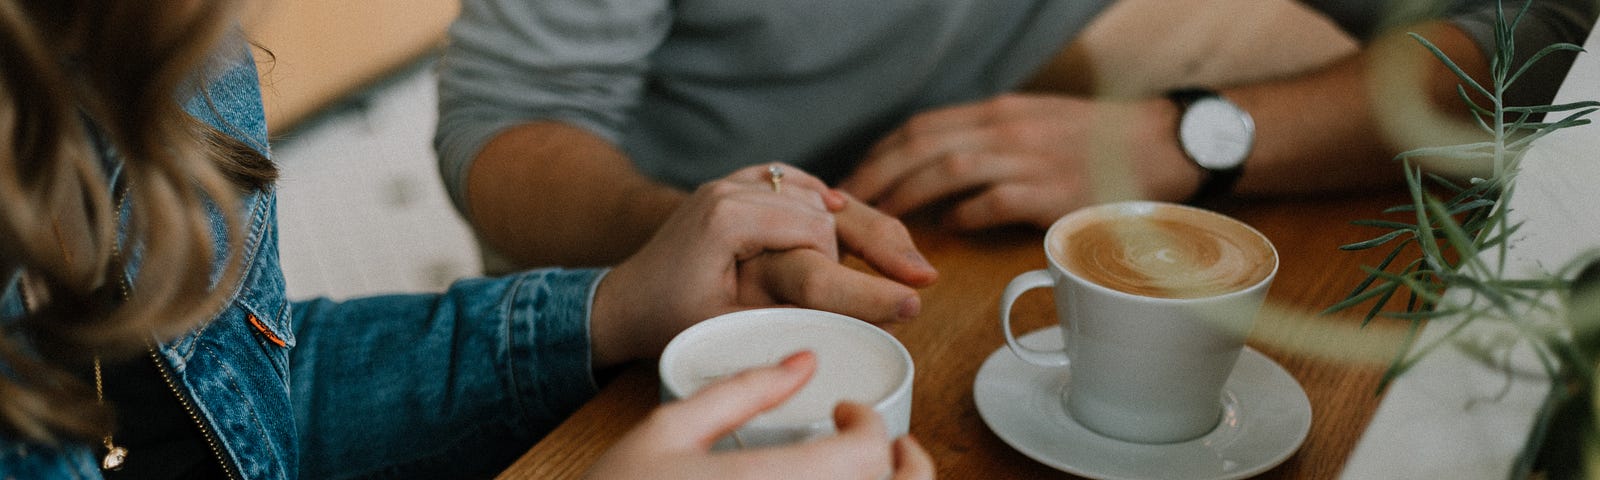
top-left (658, 308), bottom-right (915, 428)
top-left (1042, 200), bottom-right (1279, 302)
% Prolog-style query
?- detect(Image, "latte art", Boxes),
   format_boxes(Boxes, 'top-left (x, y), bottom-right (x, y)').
top-left (1052, 207), bottom-right (1274, 299)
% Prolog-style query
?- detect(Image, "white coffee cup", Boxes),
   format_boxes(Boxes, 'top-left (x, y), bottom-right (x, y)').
top-left (659, 308), bottom-right (914, 449)
top-left (1000, 201), bottom-right (1278, 444)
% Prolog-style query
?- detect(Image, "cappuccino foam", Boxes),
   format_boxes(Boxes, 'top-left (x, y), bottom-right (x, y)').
top-left (1051, 205), bottom-right (1274, 299)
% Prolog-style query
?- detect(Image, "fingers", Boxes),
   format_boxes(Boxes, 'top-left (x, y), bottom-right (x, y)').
top-left (830, 401), bottom-right (890, 442)
top-left (843, 103), bottom-right (993, 203)
top-left (834, 195), bottom-right (938, 288)
top-left (870, 151), bottom-right (1026, 217)
top-left (943, 182), bottom-right (1080, 231)
top-left (798, 402), bottom-right (892, 478)
top-left (891, 436), bottom-right (935, 480)
top-left (651, 351), bottom-right (818, 451)
top-left (716, 164), bottom-right (938, 289)
top-left (750, 249), bottom-right (921, 323)
top-left (719, 402), bottom-right (894, 480)
top-left (863, 100), bottom-right (996, 160)
top-left (825, 404), bottom-right (934, 480)
top-left (708, 163), bottom-right (841, 223)
top-left (684, 179), bottom-right (841, 262)
top-left (727, 163), bottom-right (847, 208)
top-left (706, 164), bottom-right (850, 259)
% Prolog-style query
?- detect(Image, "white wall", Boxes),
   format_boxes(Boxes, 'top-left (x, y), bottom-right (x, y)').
top-left (270, 62), bottom-right (483, 301)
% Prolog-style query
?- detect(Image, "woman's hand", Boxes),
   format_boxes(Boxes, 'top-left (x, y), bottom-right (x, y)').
top-left (839, 93), bottom-right (1200, 230)
top-left (591, 164), bottom-right (935, 367)
top-left (584, 352), bottom-right (935, 480)
top-left (735, 192), bottom-right (936, 325)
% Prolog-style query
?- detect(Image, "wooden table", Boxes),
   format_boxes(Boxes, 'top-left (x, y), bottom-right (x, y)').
top-left (499, 192), bottom-right (1419, 479)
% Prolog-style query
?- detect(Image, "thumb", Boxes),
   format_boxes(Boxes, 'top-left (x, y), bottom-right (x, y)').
top-left (663, 351), bottom-right (817, 450)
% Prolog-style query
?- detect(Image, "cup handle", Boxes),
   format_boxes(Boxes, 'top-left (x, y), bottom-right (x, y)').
top-left (1000, 269), bottom-right (1070, 367)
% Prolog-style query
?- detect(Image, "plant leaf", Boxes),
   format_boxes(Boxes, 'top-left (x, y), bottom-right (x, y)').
top-left (1507, 43), bottom-right (1587, 87)
top-left (1509, 110), bottom-right (1599, 149)
top-left (1405, 163), bottom-right (1451, 275)
top-left (1341, 229), bottom-right (1413, 251)
top-left (1424, 172), bottom-right (1470, 194)
top-left (1448, 198), bottom-right (1498, 215)
top-left (1503, 100), bottom-right (1600, 114)
top-left (1352, 219), bottom-right (1424, 230)
top-left (1396, 143), bottom-right (1497, 162)
top-left (1410, 32), bottom-right (1493, 99)
top-left (1325, 280), bottom-right (1401, 316)
top-left (1365, 282), bottom-right (1404, 326)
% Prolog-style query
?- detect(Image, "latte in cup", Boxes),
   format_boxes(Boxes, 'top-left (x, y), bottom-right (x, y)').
top-left (1001, 201), bottom-right (1278, 443)
top-left (1049, 203), bottom-right (1275, 299)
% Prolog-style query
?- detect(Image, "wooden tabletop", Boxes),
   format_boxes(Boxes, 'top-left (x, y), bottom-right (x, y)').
top-left (498, 192), bottom-right (1419, 479)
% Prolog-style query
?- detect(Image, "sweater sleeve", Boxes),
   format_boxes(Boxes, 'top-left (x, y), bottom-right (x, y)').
top-left (432, 0), bottom-right (672, 214)
top-left (1304, 0), bottom-right (1596, 107)
top-left (1446, 0), bottom-right (1597, 107)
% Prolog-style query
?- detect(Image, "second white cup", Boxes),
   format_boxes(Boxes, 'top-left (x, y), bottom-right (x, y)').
top-left (659, 308), bottom-right (914, 449)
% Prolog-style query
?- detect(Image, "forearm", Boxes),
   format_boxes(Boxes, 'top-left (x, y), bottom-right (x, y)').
top-left (466, 121), bottom-right (686, 267)
top-left (1223, 22), bottom-right (1492, 197)
top-left (438, 0), bottom-right (676, 268)
top-left (290, 269), bottom-right (604, 477)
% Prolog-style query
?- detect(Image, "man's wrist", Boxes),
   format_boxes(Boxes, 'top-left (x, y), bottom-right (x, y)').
top-left (1167, 88), bottom-right (1253, 204)
top-left (616, 182), bottom-right (687, 247)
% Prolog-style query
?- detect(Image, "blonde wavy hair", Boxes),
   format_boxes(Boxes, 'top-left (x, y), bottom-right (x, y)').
top-left (0, 0), bottom-right (277, 443)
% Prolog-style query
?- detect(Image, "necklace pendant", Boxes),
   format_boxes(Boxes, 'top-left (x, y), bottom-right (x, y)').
top-left (102, 445), bottom-right (128, 471)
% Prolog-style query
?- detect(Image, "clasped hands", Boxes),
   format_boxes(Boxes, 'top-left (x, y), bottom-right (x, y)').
top-left (588, 163), bottom-right (938, 479)
top-left (594, 163), bottom-right (939, 368)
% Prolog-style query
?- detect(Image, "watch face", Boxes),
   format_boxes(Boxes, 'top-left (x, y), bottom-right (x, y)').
top-left (1179, 97), bottom-right (1254, 170)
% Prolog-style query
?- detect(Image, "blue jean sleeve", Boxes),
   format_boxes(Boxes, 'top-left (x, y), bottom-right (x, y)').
top-left (288, 267), bottom-right (607, 480)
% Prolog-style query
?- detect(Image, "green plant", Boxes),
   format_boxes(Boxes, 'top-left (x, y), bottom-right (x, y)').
top-left (1329, 0), bottom-right (1596, 388)
top-left (1327, 1), bottom-right (1600, 476)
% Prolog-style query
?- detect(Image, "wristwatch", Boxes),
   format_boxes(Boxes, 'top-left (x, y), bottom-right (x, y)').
top-left (1168, 88), bottom-right (1254, 204)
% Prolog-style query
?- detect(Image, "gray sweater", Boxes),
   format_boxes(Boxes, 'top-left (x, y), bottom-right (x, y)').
top-left (435, 0), bottom-right (1595, 213)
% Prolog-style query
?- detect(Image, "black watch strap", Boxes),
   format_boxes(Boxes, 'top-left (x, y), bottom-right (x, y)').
top-left (1188, 156), bottom-right (1243, 205)
top-left (1168, 88), bottom-right (1245, 205)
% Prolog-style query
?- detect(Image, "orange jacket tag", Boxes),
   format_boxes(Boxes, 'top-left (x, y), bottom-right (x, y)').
top-left (247, 313), bottom-right (287, 348)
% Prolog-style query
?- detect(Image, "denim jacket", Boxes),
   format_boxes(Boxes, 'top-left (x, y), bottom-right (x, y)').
top-left (1, 40), bottom-right (604, 480)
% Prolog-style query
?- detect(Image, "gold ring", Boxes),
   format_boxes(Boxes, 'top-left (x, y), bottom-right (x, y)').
top-left (768, 165), bottom-right (784, 193)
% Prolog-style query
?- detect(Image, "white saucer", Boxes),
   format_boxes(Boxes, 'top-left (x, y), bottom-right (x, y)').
top-left (974, 326), bottom-right (1312, 480)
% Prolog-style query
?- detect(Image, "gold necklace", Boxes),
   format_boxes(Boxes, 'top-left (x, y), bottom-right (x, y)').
top-left (94, 357), bottom-right (128, 471)
top-left (13, 271), bottom-right (126, 470)
top-left (37, 218), bottom-right (126, 470)
top-left (99, 181), bottom-right (131, 472)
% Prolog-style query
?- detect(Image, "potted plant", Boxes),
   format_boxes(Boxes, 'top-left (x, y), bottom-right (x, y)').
top-left (1329, 2), bottom-right (1600, 477)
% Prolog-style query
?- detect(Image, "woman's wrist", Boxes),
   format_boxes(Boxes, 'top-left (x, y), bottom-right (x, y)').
top-left (587, 267), bottom-right (637, 370)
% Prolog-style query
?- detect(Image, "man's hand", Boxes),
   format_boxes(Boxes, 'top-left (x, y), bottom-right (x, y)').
top-left (840, 94), bottom-right (1199, 230)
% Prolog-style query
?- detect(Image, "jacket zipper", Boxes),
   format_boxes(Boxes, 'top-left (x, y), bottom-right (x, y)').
top-left (111, 182), bottom-right (240, 480)
top-left (145, 346), bottom-right (240, 480)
